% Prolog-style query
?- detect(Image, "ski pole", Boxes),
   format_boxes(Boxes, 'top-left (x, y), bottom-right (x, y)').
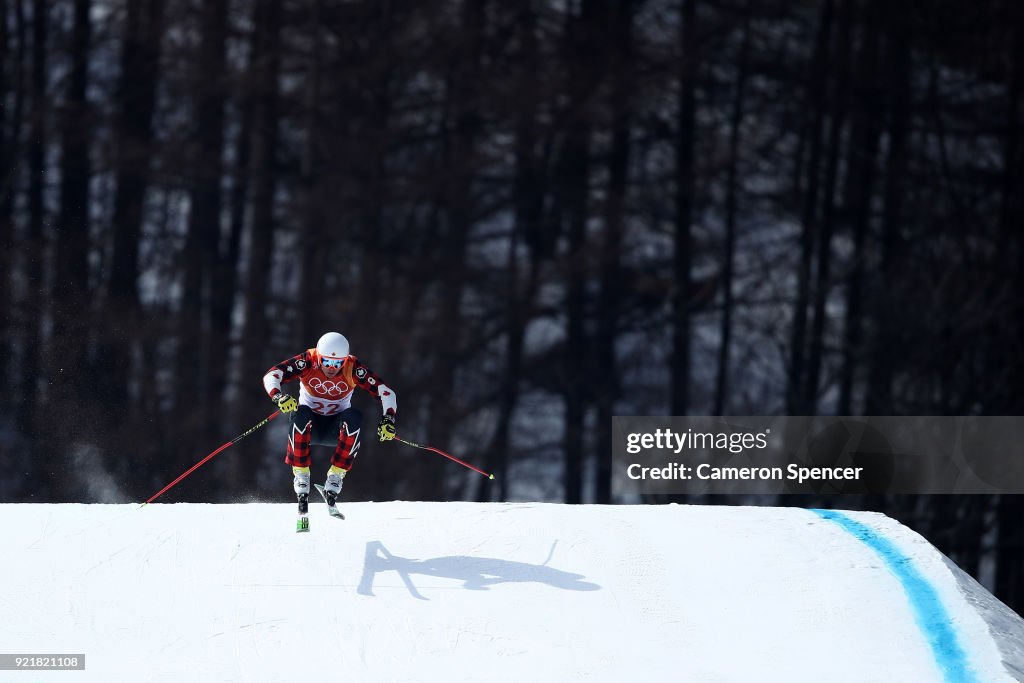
top-left (141, 410), bottom-right (282, 507)
top-left (393, 435), bottom-right (494, 479)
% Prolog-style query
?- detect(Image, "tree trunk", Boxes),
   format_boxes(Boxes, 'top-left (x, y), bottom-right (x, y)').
top-left (838, 0), bottom-right (883, 415)
top-left (805, 0), bottom-right (852, 413)
top-left (595, 0), bottom-right (635, 503)
top-left (353, 2), bottom-right (395, 353)
top-left (240, 0), bottom-right (283, 477)
top-left (787, 0), bottom-right (834, 414)
top-left (216, 52), bottom-right (255, 493)
top-left (182, 0), bottom-right (228, 438)
top-left (54, 0), bottom-right (92, 385)
top-left (48, 0), bottom-right (92, 501)
top-left (564, 150), bottom-right (588, 505)
top-left (21, 0), bottom-right (47, 455)
top-left (994, 3), bottom-right (1024, 614)
top-left (215, 89), bottom-right (254, 407)
top-left (865, 4), bottom-right (912, 415)
top-left (101, 0), bottom-right (165, 408)
top-left (671, 0), bottom-right (697, 416)
top-left (994, 0), bottom-right (1023, 412)
top-left (0, 0), bottom-right (16, 384)
top-left (478, 0), bottom-right (543, 502)
top-left (714, 10), bottom-right (750, 417)
top-left (561, 0), bottom-right (599, 503)
top-left (298, 0), bottom-right (325, 345)
top-left (425, 0), bottom-right (485, 502)
top-left (480, 242), bottom-right (541, 503)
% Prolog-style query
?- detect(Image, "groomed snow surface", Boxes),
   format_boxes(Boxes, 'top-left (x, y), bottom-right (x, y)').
top-left (3, 502), bottom-right (1022, 683)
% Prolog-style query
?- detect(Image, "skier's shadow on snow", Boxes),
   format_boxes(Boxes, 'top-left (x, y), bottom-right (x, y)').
top-left (356, 540), bottom-right (601, 600)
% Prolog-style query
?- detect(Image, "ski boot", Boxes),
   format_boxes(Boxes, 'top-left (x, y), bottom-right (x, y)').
top-left (315, 470), bottom-right (346, 519)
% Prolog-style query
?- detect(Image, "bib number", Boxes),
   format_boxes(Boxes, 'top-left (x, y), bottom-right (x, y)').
top-left (311, 401), bottom-right (341, 415)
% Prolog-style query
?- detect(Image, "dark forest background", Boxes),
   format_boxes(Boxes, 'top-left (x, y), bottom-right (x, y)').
top-left (1, 0), bottom-right (1023, 610)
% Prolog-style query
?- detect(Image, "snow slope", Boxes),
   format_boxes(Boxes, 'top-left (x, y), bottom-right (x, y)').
top-left (2, 503), bottom-right (1021, 683)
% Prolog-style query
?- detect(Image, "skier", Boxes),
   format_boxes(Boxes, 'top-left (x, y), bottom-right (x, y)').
top-left (262, 332), bottom-right (397, 527)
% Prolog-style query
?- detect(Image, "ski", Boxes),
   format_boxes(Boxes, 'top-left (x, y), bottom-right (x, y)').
top-left (296, 493), bottom-right (310, 532)
top-left (314, 484), bottom-right (346, 520)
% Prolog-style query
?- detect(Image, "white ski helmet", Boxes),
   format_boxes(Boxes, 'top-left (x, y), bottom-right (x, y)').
top-left (316, 332), bottom-right (350, 360)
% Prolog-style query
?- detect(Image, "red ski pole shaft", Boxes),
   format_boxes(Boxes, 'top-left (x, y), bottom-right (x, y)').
top-left (393, 435), bottom-right (494, 479)
top-left (141, 410), bottom-right (281, 506)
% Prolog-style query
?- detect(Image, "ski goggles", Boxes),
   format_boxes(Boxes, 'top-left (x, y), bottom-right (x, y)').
top-left (321, 357), bottom-right (345, 369)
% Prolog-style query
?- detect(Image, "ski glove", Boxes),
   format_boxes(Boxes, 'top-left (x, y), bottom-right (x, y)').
top-left (378, 413), bottom-right (397, 441)
top-left (272, 392), bottom-right (298, 413)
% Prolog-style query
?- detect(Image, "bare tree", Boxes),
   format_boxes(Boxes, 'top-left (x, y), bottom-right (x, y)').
top-left (479, 0), bottom-right (547, 502)
top-left (21, 0), bottom-right (48, 436)
top-left (0, 0), bottom-right (16, 383)
top-left (181, 0), bottom-right (230, 441)
top-left (714, 4), bottom-right (751, 416)
top-left (424, 0), bottom-right (487, 501)
top-left (787, 0), bottom-right (834, 414)
top-left (102, 0), bottom-right (166, 408)
top-left (865, 3), bottom-right (912, 415)
top-left (239, 0), bottom-right (284, 488)
top-left (672, 0), bottom-right (698, 416)
top-left (54, 0), bottom-right (92, 389)
top-left (595, 0), bottom-right (637, 503)
top-left (804, 0), bottom-right (853, 413)
top-left (560, 0), bottom-right (600, 503)
top-left (839, 0), bottom-right (884, 415)
top-left (297, 0), bottom-right (328, 345)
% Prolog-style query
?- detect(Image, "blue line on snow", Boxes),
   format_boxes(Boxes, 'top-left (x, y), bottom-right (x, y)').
top-left (813, 509), bottom-right (980, 683)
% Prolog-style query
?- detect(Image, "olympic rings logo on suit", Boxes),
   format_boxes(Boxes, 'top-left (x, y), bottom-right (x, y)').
top-left (308, 378), bottom-right (350, 397)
